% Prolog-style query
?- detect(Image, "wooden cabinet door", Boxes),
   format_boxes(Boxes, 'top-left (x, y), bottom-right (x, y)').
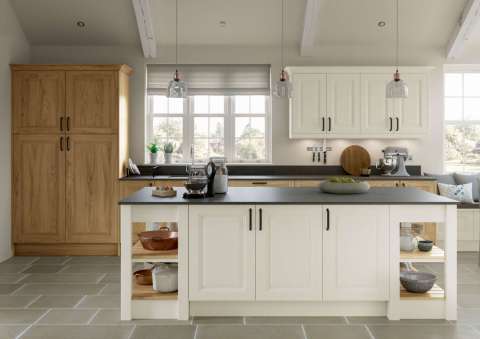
top-left (323, 205), bottom-right (389, 301)
top-left (393, 73), bottom-right (428, 135)
top-left (290, 73), bottom-right (327, 138)
top-left (189, 205), bottom-right (255, 301)
top-left (326, 73), bottom-right (361, 135)
top-left (256, 205), bottom-right (322, 300)
top-left (399, 180), bottom-right (436, 193)
top-left (367, 180), bottom-right (399, 188)
top-left (66, 135), bottom-right (117, 243)
top-left (66, 71), bottom-right (117, 134)
top-left (360, 74), bottom-right (393, 135)
top-left (13, 135), bottom-right (65, 243)
top-left (12, 71), bottom-right (65, 134)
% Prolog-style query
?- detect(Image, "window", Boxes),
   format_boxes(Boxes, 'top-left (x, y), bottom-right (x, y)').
top-left (146, 65), bottom-right (271, 163)
top-left (444, 70), bottom-right (480, 173)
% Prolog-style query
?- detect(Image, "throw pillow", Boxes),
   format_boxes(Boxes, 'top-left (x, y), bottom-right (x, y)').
top-left (437, 182), bottom-right (475, 203)
top-left (454, 173), bottom-right (480, 201)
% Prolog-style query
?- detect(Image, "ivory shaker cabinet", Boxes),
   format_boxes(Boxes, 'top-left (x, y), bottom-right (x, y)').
top-left (12, 64), bottom-right (131, 255)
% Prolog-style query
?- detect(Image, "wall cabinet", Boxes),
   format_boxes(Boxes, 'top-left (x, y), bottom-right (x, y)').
top-left (189, 204), bottom-right (388, 302)
top-left (288, 67), bottom-right (430, 139)
top-left (323, 205), bottom-right (389, 300)
top-left (11, 64), bottom-right (131, 255)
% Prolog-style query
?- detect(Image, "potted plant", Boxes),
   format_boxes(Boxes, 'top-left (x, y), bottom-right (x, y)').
top-left (146, 141), bottom-right (160, 164)
top-left (163, 142), bottom-right (175, 164)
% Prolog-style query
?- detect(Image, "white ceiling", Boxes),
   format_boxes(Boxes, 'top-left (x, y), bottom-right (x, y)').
top-left (9, 0), bottom-right (476, 59)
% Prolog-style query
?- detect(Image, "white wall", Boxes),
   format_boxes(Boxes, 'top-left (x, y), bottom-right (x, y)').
top-left (0, 0), bottom-right (30, 261)
top-left (31, 43), bottom-right (446, 173)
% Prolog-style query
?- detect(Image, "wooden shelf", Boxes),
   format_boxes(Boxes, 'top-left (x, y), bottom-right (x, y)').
top-left (400, 245), bottom-right (445, 263)
top-left (400, 284), bottom-right (445, 300)
top-left (132, 241), bottom-right (178, 263)
top-left (131, 279), bottom-right (178, 300)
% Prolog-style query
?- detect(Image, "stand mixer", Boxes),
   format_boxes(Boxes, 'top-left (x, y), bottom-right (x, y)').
top-left (376, 146), bottom-right (411, 176)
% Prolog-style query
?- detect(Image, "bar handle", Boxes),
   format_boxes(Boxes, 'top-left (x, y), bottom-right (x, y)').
top-left (322, 117), bottom-right (325, 132)
top-left (259, 208), bottom-right (263, 231)
top-left (328, 117), bottom-right (332, 131)
top-left (389, 117), bottom-right (393, 132)
top-left (396, 117), bottom-right (399, 132)
top-left (60, 136), bottom-right (64, 151)
top-left (249, 208), bottom-right (253, 231)
top-left (252, 181), bottom-right (267, 185)
top-left (60, 117), bottom-right (64, 131)
top-left (326, 208), bottom-right (330, 231)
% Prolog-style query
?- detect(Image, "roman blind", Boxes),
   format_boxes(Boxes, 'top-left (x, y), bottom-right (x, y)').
top-left (147, 64), bottom-right (271, 95)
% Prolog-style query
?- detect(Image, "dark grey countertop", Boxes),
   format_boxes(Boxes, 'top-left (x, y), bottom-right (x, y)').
top-left (119, 187), bottom-right (455, 205)
top-left (119, 175), bottom-right (435, 181)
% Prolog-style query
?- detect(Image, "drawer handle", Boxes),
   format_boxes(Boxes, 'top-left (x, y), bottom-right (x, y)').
top-left (252, 181), bottom-right (267, 185)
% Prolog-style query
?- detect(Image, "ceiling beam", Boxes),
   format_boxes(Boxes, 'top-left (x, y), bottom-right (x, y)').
top-left (132, 0), bottom-right (157, 58)
top-left (301, 0), bottom-right (322, 57)
top-left (446, 0), bottom-right (480, 60)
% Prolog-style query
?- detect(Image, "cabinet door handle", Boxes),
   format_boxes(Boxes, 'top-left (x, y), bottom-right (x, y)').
top-left (259, 208), bottom-right (263, 231)
top-left (326, 208), bottom-right (330, 231)
top-left (66, 117), bottom-right (70, 131)
top-left (328, 117), bottom-right (332, 131)
top-left (396, 117), bottom-right (399, 132)
top-left (322, 117), bottom-right (325, 132)
top-left (395, 182), bottom-right (399, 187)
top-left (66, 136), bottom-right (70, 151)
top-left (402, 182), bottom-right (406, 187)
top-left (252, 181), bottom-right (267, 185)
top-left (60, 136), bottom-right (64, 151)
top-left (249, 208), bottom-right (253, 231)
top-left (60, 117), bottom-right (64, 131)
top-left (389, 117), bottom-right (393, 131)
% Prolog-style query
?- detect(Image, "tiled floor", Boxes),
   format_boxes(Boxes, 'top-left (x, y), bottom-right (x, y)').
top-left (0, 254), bottom-right (479, 338)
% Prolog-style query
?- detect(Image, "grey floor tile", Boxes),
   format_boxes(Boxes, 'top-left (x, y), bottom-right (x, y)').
top-left (0, 264), bottom-right (31, 274)
top-left (0, 309), bottom-right (47, 324)
top-left (28, 295), bottom-right (83, 308)
top-left (194, 316), bottom-right (244, 324)
top-left (196, 325), bottom-right (304, 339)
top-left (0, 257), bottom-right (38, 265)
top-left (21, 325), bottom-right (134, 339)
top-left (76, 295), bottom-right (119, 309)
top-left (0, 295), bottom-right (39, 308)
top-left (22, 265), bottom-right (64, 274)
top-left (33, 257), bottom-right (71, 265)
top-left (246, 316), bottom-right (346, 325)
top-left (13, 284), bottom-right (104, 296)
top-left (68, 256), bottom-right (120, 265)
top-left (38, 309), bottom-right (97, 324)
top-left (0, 325), bottom-right (28, 339)
top-left (90, 309), bottom-right (192, 325)
top-left (131, 325), bottom-right (195, 339)
top-left (20, 273), bottom-right (103, 284)
top-left (98, 273), bottom-right (119, 283)
top-left (0, 284), bottom-right (23, 295)
top-left (347, 316), bottom-right (450, 324)
top-left (0, 274), bottom-right (27, 284)
top-left (61, 265), bottom-right (120, 274)
top-left (304, 325), bottom-right (371, 339)
top-left (369, 324), bottom-right (478, 339)
top-left (99, 283), bottom-right (120, 295)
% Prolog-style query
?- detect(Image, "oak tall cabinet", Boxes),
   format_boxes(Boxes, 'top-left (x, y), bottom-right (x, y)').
top-left (12, 64), bottom-right (131, 256)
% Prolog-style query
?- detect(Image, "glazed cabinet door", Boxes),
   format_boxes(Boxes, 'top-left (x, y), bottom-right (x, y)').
top-left (13, 135), bottom-right (65, 243)
top-left (323, 205), bottom-right (389, 300)
top-left (290, 73), bottom-right (327, 138)
top-left (66, 71), bottom-right (118, 134)
top-left (12, 71), bottom-right (65, 134)
top-left (326, 73), bottom-right (361, 135)
top-left (360, 74), bottom-right (393, 135)
top-left (255, 205), bottom-right (323, 300)
top-left (66, 135), bottom-right (117, 243)
top-left (189, 205), bottom-right (255, 301)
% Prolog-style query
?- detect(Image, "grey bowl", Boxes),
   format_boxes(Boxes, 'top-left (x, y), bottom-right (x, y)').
top-left (418, 240), bottom-right (433, 252)
top-left (400, 271), bottom-right (436, 293)
top-left (320, 181), bottom-right (370, 194)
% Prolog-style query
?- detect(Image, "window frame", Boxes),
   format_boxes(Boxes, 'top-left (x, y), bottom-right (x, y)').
top-left (145, 95), bottom-right (272, 164)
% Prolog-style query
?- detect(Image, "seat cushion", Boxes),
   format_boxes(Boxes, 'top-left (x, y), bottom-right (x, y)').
top-left (424, 172), bottom-right (456, 185)
top-left (457, 202), bottom-right (480, 209)
top-left (454, 173), bottom-right (480, 201)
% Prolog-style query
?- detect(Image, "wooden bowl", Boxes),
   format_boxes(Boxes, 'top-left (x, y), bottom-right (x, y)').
top-left (133, 269), bottom-right (153, 285)
top-left (138, 230), bottom-right (178, 251)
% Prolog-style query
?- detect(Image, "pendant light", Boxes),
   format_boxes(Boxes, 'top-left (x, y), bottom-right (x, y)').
top-left (273, 0), bottom-right (292, 98)
top-left (386, 0), bottom-right (408, 98)
top-left (167, 0), bottom-right (187, 98)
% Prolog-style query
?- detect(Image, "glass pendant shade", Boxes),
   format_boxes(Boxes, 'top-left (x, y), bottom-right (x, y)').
top-left (274, 69), bottom-right (292, 98)
top-left (167, 70), bottom-right (187, 98)
top-left (386, 70), bottom-right (408, 98)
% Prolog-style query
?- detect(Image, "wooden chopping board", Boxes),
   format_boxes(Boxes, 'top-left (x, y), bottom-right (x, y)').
top-left (340, 145), bottom-right (371, 176)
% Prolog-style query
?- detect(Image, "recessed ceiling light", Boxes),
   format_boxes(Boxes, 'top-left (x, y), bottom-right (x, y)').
top-left (76, 20), bottom-right (86, 28)
top-left (377, 21), bottom-right (386, 27)
top-left (219, 20), bottom-right (227, 28)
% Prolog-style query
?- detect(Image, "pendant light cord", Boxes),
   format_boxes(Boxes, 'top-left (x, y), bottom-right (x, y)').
top-left (395, 0), bottom-right (399, 70)
top-left (281, 0), bottom-right (285, 71)
top-left (175, 0), bottom-right (179, 67)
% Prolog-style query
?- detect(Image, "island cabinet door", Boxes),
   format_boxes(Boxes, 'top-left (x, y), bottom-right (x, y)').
top-left (255, 205), bottom-right (323, 300)
top-left (189, 205), bottom-right (255, 301)
top-left (323, 205), bottom-right (389, 301)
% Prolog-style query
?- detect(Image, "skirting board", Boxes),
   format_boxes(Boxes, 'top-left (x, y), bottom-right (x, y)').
top-left (15, 243), bottom-right (118, 256)
top-left (190, 301), bottom-right (387, 317)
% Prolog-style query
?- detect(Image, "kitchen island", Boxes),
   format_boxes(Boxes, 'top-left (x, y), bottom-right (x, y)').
top-left (119, 187), bottom-right (457, 321)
